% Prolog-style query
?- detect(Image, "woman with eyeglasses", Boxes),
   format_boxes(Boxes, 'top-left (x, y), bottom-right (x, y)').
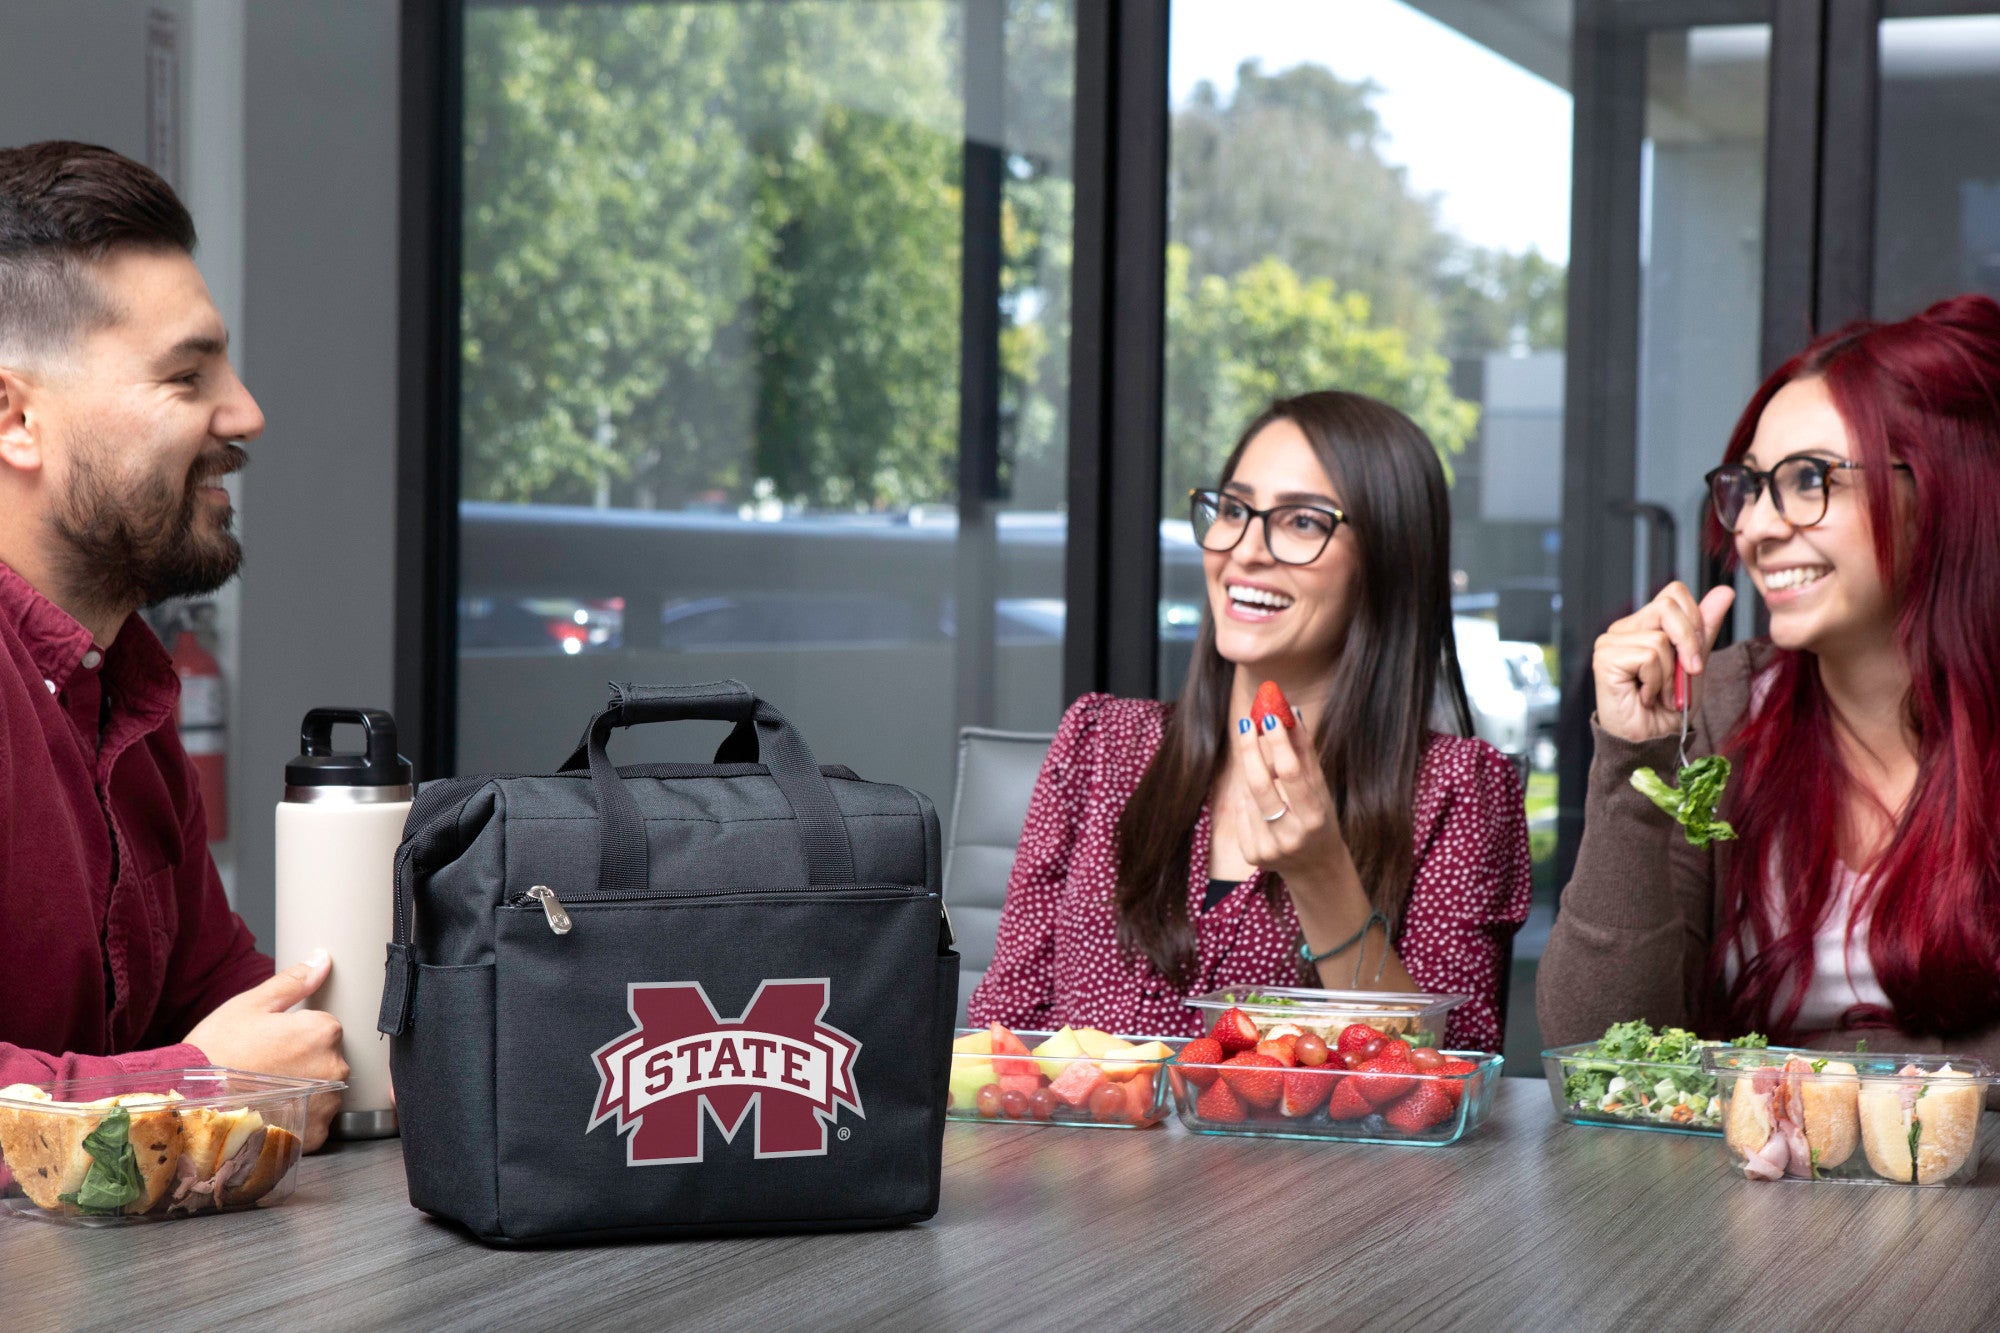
top-left (1540, 295), bottom-right (2000, 1069)
top-left (967, 391), bottom-right (1532, 1051)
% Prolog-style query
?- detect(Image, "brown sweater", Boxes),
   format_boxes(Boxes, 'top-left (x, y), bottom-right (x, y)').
top-left (1536, 640), bottom-right (2000, 1089)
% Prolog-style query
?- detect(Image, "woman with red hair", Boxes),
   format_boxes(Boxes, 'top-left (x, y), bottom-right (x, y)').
top-left (1540, 294), bottom-right (2000, 1066)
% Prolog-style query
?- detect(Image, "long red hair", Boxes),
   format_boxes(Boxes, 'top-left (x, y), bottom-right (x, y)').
top-left (1703, 294), bottom-right (2000, 1040)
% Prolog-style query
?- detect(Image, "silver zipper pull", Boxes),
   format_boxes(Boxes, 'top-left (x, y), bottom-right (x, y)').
top-left (526, 885), bottom-right (572, 935)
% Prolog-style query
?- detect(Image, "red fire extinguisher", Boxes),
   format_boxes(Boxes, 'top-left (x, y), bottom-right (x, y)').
top-left (171, 617), bottom-right (228, 843)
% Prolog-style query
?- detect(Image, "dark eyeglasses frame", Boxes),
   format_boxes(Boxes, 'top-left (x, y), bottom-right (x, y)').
top-left (1188, 488), bottom-right (1347, 565)
top-left (1703, 454), bottom-right (1912, 532)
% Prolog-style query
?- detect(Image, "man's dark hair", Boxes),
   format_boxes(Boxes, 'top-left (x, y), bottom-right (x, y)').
top-left (0, 141), bottom-right (196, 363)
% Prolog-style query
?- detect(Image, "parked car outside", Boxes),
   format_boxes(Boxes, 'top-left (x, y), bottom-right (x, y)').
top-left (1454, 615), bottom-right (1558, 767)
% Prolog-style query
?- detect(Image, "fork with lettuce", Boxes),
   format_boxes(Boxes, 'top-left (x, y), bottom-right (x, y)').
top-left (1632, 756), bottom-right (1737, 849)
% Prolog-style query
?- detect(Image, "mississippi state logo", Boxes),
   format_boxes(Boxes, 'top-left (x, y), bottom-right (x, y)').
top-left (587, 978), bottom-right (863, 1164)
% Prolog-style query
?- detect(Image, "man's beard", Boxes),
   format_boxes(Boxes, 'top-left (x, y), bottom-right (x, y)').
top-left (50, 440), bottom-right (247, 612)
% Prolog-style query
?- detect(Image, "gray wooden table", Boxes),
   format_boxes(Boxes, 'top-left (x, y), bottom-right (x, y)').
top-left (5, 1078), bottom-right (1997, 1332)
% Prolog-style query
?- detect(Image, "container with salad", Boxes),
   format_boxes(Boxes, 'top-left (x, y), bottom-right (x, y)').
top-left (1542, 1020), bottom-right (1774, 1135)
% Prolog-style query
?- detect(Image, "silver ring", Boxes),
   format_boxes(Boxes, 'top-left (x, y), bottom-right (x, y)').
top-left (1262, 804), bottom-right (1289, 823)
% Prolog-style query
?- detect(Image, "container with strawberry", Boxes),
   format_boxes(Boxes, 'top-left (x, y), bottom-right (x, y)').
top-left (1167, 1005), bottom-right (1500, 1144)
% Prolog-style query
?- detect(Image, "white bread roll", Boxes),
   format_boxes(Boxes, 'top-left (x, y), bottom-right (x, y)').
top-left (1860, 1066), bottom-right (1982, 1184)
top-left (1799, 1060), bottom-right (1860, 1171)
top-left (1723, 1075), bottom-right (1774, 1161)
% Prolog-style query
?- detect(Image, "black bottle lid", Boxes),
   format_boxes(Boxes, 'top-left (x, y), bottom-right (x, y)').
top-left (285, 707), bottom-right (413, 789)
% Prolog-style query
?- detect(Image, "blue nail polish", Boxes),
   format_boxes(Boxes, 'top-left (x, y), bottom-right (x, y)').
top-left (1263, 714), bottom-right (1278, 732)
top-left (1237, 718), bottom-right (1251, 735)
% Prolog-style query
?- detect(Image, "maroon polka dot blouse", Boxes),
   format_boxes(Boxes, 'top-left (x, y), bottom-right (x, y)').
top-left (965, 693), bottom-right (1533, 1052)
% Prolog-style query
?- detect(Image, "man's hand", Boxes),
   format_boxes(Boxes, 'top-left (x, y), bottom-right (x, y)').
top-left (185, 951), bottom-right (348, 1152)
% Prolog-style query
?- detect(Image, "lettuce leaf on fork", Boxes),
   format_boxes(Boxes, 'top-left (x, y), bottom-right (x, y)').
top-left (1631, 755), bottom-right (1737, 849)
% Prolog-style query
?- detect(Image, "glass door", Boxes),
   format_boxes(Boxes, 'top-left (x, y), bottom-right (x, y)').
top-left (1557, 0), bottom-right (1778, 887)
top-left (1873, 8), bottom-right (2000, 314)
top-left (1632, 23), bottom-right (1772, 639)
top-left (1159, 0), bottom-right (1576, 1066)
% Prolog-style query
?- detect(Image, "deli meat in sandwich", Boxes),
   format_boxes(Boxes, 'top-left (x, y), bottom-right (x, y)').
top-left (168, 1108), bottom-right (300, 1214)
top-left (1723, 1055), bottom-right (1860, 1180)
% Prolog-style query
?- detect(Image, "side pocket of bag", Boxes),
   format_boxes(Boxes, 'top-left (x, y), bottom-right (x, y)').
top-left (919, 947), bottom-right (961, 1222)
top-left (392, 963), bottom-right (499, 1238)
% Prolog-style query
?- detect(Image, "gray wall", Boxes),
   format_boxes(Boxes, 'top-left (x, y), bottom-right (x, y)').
top-left (237, 2), bottom-right (401, 950)
top-left (0, 5), bottom-right (154, 147)
top-left (1, 3), bottom-right (403, 956)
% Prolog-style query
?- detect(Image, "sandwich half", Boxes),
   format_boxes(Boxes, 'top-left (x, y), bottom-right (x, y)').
top-left (1859, 1065), bottom-right (1981, 1184)
top-left (169, 1108), bottom-right (300, 1213)
top-left (1798, 1060), bottom-right (1860, 1171)
top-left (0, 1089), bottom-right (185, 1214)
top-left (1722, 1055), bottom-right (1859, 1179)
top-left (0, 1085), bottom-right (91, 1211)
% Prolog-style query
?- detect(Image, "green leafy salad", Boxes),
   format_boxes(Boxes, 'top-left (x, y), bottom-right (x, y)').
top-left (1557, 1020), bottom-right (1768, 1131)
top-left (1631, 756), bottom-right (1737, 849)
top-left (55, 1105), bottom-right (145, 1214)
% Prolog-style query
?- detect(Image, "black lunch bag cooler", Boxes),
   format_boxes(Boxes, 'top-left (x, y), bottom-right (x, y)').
top-left (377, 681), bottom-right (958, 1244)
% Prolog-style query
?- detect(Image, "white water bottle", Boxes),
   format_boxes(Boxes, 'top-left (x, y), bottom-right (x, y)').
top-left (275, 708), bottom-right (412, 1139)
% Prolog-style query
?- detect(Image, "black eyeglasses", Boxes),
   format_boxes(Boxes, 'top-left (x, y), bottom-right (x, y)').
top-left (1188, 489), bottom-right (1346, 565)
top-left (1704, 454), bottom-right (1912, 532)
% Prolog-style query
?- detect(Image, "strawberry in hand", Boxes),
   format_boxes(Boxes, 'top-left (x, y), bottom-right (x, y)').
top-left (1252, 680), bottom-right (1298, 732)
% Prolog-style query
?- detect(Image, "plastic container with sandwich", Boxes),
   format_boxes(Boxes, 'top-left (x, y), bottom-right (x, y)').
top-left (1704, 1048), bottom-right (1996, 1186)
top-left (0, 1067), bottom-right (344, 1225)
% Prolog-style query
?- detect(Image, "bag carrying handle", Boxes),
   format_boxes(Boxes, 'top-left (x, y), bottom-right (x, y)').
top-left (559, 680), bottom-right (857, 894)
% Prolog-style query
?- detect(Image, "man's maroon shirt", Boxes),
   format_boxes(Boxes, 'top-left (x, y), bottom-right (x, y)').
top-left (0, 560), bottom-right (271, 1087)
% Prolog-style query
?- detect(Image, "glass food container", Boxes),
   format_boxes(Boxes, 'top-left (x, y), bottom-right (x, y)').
top-left (1539, 1040), bottom-right (1804, 1136)
top-left (1166, 1048), bottom-right (1502, 1146)
top-left (947, 1027), bottom-right (1182, 1129)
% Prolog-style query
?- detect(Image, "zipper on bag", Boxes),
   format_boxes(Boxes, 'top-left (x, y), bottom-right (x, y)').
top-left (523, 885), bottom-right (572, 935)
top-left (505, 884), bottom-right (940, 938)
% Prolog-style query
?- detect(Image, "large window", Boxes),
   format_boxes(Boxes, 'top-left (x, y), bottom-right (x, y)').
top-left (452, 1), bottom-right (1075, 815)
top-left (415, 0), bottom-right (1952, 1056)
top-left (1159, 0), bottom-right (1572, 1057)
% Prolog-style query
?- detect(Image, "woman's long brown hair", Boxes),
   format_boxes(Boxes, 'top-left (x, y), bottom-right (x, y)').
top-left (1114, 391), bottom-right (1473, 987)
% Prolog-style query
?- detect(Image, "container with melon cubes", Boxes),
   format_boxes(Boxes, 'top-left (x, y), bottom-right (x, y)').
top-left (948, 1024), bottom-right (1182, 1128)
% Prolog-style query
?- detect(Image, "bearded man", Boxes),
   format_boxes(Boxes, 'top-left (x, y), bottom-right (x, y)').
top-left (0, 142), bottom-right (344, 1149)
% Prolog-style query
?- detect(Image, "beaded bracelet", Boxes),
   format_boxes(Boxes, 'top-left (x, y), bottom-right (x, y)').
top-left (1297, 909), bottom-right (1388, 974)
